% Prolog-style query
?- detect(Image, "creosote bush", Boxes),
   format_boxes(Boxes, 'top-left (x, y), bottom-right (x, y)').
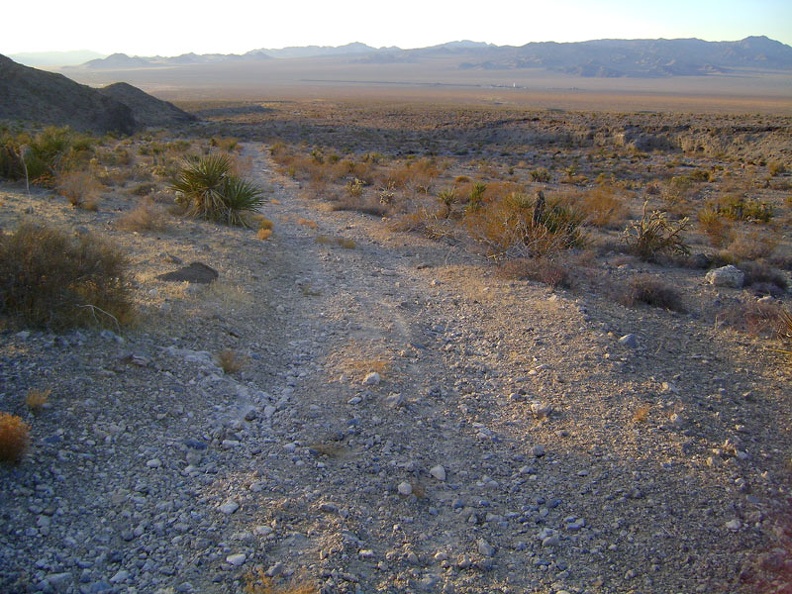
top-left (619, 275), bottom-right (686, 312)
top-left (171, 153), bottom-right (265, 227)
top-left (0, 412), bottom-right (30, 463)
top-left (0, 223), bottom-right (134, 330)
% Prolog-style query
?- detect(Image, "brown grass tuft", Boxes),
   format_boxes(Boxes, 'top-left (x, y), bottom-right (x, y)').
top-left (217, 349), bottom-right (246, 374)
top-left (116, 198), bottom-right (169, 232)
top-left (0, 412), bottom-right (30, 463)
top-left (25, 388), bottom-right (51, 413)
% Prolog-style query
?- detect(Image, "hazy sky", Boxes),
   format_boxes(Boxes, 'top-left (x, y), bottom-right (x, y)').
top-left (4, 0), bottom-right (791, 56)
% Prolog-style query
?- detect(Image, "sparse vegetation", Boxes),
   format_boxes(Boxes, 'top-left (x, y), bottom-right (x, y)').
top-left (217, 349), bottom-right (246, 374)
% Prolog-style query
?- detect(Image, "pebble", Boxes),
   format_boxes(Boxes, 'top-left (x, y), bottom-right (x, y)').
top-left (398, 481), bottom-right (413, 496)
top-left (226, 553), bottom-right (247, 566)
top-left (363, 372), bottom-right (381, 386)
top-left (429, 465), bottom-right (447, 481)
top-left (219, 501), bottom-right (240, 514)
top-left (477, 538), bottom-right (496, 557)
top-left (619, 334), bottom-right (639, 348)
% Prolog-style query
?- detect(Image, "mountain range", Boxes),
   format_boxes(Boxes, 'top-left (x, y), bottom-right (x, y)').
top-left (64, 36), bottom-right (792, 78)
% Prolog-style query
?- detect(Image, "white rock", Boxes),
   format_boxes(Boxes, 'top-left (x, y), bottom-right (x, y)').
top-left (726, 519), bottom-right (741, 531)
top-left (226, 553), bottom-right (247, 566)
top-left (397, 481), bottom-right (413, 495)
top-left (706, 265), bottom-right (744, 288)
top-left (219, 501), bottom-right (240, 514)
top-left (146, 458), bottom-right (162, 468)
top-left (429, 465), bottom-right (446, 481)
top-left (363, 372), bottom-right (381, 386)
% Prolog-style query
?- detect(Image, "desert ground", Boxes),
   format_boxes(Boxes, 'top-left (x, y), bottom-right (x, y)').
top-left (1, 73), bottom-right (792, 594)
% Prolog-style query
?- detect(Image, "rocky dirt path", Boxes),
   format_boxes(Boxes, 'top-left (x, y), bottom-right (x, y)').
top-left (1, 143), bottom-right (790, 594)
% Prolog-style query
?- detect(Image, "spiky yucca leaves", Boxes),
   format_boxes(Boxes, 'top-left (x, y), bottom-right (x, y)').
top-left (171, 153), bottom-right (264, 227)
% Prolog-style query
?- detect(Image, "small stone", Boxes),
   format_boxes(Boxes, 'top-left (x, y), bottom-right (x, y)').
top-left (358, 549), bottom-right (376, 560)
top-left (226, 553), bottom-right (247, 566)
top-left (348, 396), bottom-right (363, 405)
top-left (530, 402), bottom-right (552, 419)
top-left (397, 481), bottom-right (413, 496)
top-left (477, 538), bottom-right (496, 557)
top-left (219, 501), bottom-right (240, 514)
top-left (619, 334), bottom-right (639, 348)
top-left (429, 465), bottom-right (447, 481)
top-left (146, 458), bottom-right (162, 468)
top-left (109, 570), bottom-right (129, 584)
top-left (532, 445), bottom-right (546, 458)
top-left (726, 519), bottom-right (741, 531)
top-left (542, 535), bottom-right (560, 547)
top-left (363, 372), bottom-right (381, 386)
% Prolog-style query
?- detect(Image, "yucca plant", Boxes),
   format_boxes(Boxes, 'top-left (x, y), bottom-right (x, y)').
top-left (171, 153), bottom-right (264, 227)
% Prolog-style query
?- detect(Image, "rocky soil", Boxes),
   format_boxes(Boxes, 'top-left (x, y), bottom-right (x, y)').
top-left (1, 144), bottom-right (791, 593)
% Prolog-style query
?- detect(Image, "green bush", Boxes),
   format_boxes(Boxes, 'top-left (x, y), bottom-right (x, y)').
top-left (0, 223), bottom-right (134, 330)
top-left (171, 153), bottom-right (265, 227)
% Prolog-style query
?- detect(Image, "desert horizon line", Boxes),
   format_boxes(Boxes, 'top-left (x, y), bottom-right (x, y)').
top-left (8, 34), bottom-right (790, 62)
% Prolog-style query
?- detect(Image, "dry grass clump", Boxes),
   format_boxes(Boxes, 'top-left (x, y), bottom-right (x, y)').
top-left (243, 569), bottom-right (315, 594)
top-left (0, 412), bottom-right (30, 463)
top-left (56, 170), bottom-right (102, 210)
top-left (116, 198), bottom-right (169, 232)
top-left (498, 256), bottom-right (573, 290)
top-left (0, 223), bottom-right (134, 330)
top-left (619, 275), bottom-right (686, 313)
top-left (217, 349), bottom-right (247, 374)
top-left (579, 185), bottom-right (628, 229)
top-left (315, 235), bottom-right (356, 249)
top-left (25, 389), bottom-right (51, 413)
top-left (632, 404), bottom-right (651, 423)
top-left (716, 300), bottom-right (789, 339)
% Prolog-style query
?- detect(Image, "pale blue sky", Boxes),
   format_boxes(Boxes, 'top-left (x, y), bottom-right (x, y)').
top-left (3, 0), bottom-right (790, 56)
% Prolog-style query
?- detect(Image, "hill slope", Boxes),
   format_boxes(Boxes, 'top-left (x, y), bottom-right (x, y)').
top-left (0, 54), bottom-right (195, 134)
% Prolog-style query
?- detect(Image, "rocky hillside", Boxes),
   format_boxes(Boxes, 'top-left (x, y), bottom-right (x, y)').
top-left (0, 54), bottom-right (195, 134)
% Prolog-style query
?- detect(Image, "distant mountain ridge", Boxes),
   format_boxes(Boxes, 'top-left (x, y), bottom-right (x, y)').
top-left (70, 36), bottom-right (792, 77)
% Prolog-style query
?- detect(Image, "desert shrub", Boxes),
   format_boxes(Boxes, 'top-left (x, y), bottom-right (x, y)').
top-left (0, 223), bottom-right (134, 330)
top-left (498, 256), bottom-right (573, 289)
top-left (468, 191), bottom-right (585, 258)
top-left (171, 153), bottom-right (265, 227)
top-left (116, 198), bottom-right (169, 232)
top-left (619, 275), bottom-right (686, 312)
top-left (579, 185), bottom-right (628, 228)
top-left (739, 261), bottom-right (789, 296)
top-left (530, 167), bottom-right (551, 182)
top-left (712, 194), bottom-right (774, 223)
top-left (0, 126), bottom-right (96, 185)
top-left (717, 299), bottom-right (790, 339)
top-left (345, 177), bottom-right (365, 198)
top-left (0, 412), bottom-right (30, 463)
top-left (721, 228), bottom-right (779, 262)
top-left (623, 202), bottom-right (690, 262)
top-left (56, 170), bottom-right (103, 208)
top-left (768, 161), bottom-right (787, 177)
top-left (698, 206), bottom-right (734, 248)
